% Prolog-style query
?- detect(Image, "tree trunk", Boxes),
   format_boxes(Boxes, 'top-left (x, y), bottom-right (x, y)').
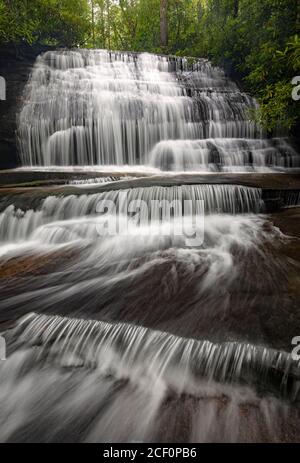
top-left (100, 2), bottom-right (105, 47)
top-left (197, 1), bottom-right (203, 23)
top-left (106, 0), bottom-right (111, 49)
top-left (91, 0), bottom-right (95, 48)
top-left (160, 0), bottom-right (168, 48)
top-left (233, 0), bottom-right (239, 18)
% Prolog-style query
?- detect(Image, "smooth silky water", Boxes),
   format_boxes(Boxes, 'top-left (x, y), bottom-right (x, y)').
top-left (18, 50), bottom-right (298, 171)
top-left (0, 50), bottom-right (300, 442)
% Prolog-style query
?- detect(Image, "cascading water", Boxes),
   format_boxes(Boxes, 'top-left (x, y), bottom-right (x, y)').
top-left (0, 210), bottom-right (299, 442)
top-left (0, 49), bottom-right (299, 442)
top-left (0, 184), bottom-right (263, 243)
top-left (149, 138), bottom-right (299, 171)
top-left (18, 50), bottom-right (298, 171)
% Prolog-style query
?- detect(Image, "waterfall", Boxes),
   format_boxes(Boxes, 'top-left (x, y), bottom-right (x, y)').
top-left (149, 138), bottom-right (299, 171)
top-left (0, 311), bottom-right (298, 442)
top-left (18, 50), bottom-right (298, 171)
top-left (8, 312), bottom-right (299, 393)
top-left (1, 48), bottom-right (300, 442)
top-left (0, 211), bottom-right (287, 328)
top-left (68, 176), bottom-right (121, 185)
top-left (0, 185), bottom-right (262, 243)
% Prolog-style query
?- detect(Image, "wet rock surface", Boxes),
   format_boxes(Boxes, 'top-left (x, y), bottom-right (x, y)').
top-left (0, 44), bottom-right (51, 169)
top-left (0, 47), bottom-right (299, 442)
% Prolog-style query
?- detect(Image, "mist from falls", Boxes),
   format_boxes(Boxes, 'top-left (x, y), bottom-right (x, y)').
top-left (18, 50), bottom-right (298, 171)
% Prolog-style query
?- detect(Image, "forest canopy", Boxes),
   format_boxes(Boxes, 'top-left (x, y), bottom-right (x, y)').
top-left (0, 0), bottom-right (299, 134)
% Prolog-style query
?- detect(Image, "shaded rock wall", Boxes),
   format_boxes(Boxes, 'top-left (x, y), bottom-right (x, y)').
top-left (0, 44), bottom-right (50, 169)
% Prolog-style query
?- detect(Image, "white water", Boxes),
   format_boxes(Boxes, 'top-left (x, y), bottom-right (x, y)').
top-left (0, 191), bottom-right (297, 442)
top-left (1, 49), bottom-right (299, 442)
top-left (0, 295), bottom-right (298, 442)
top-left (18, 50), bottom-right (299, 171)
top-left (9, 312), bottom-right (298, 386)
top-left (0, 185), bottom-right (263, 243)
top-left (0, 340), bottom-right (295, 442)
top-left (0, 212), bottom-right (296, 443)
top-left (149, 138), bottom-right (299, 171)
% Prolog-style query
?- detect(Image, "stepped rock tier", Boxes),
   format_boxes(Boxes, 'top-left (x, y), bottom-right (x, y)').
top-left (0, 49), bottom-right (299, 443)
top-left (18, 50), bottom-right (298, 171)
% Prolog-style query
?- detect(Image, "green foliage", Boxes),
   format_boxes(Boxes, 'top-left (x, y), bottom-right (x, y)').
top-left (89, 0), bottom-right (162, 52)
top-left (0, 0), bottom-right (299, 134)
top-left (88, 0), bottom-right (202, 53)
top-left (0, 0), bottom-right (37, 44)
top-left (0, 0), bottom-right (91, 47)
top-left (86, 0), bottom-right (300, 133)
top-left (195, 0), bottom-right (300, 133)
top-left (252, 81), bottom-right (299, 132)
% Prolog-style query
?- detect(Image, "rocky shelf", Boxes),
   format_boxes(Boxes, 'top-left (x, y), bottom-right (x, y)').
top-left (1, 170), bottom-right (300, 189)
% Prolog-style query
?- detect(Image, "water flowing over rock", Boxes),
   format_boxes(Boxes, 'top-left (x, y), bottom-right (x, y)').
top-left (0, 185), bottom-right (263, 243)
top-left (0, 310), bottom-right (299, 442)
top-left (0, 49), bottom-right (299, 443)
top-left (8, 312), bottom-right (300, 393)
top-left (18, 50), bottom-right (298, 171)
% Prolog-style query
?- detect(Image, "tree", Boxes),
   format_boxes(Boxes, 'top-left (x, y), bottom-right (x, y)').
top-left (0, 0), bottom-right (91, 47)
top-left (160, 0), bottom-right (168, 48)
top-left (195, 0), bottom-right (300, 134)
top-left (0, 0), bottom-right (299, 135)
top-left (197, 0), bottom-right (203, 22)
top-left (91, 0), bottom-right (96, 47)
top-left (233, 0), bottom-right (238, 18)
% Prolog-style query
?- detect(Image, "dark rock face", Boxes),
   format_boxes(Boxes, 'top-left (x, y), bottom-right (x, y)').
top-left (0, 44), bottom-right (51, 170)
